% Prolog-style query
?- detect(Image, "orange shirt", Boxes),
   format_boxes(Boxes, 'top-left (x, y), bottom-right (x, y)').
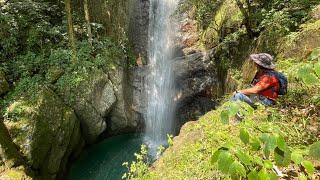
top-left (253, 72), bottom-right (280, 100)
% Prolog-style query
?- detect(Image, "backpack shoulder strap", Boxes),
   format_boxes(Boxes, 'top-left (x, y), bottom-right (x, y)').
top-left (251, 72), bottom-right (262, 85)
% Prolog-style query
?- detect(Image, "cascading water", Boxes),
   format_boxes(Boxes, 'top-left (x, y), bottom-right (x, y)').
top-left (144, 0), bottom-right (179, 154)
top-left (68, 1), bottom-right (181, 179)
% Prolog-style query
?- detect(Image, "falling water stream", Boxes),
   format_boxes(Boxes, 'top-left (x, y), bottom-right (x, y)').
top-left (144, 0), bottom-right (179, 155)
top-left (68, 1), bottom-right (179, 179)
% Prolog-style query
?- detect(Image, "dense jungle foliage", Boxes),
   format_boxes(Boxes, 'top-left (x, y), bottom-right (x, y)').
top-left (0, 1), bottom-right (133, 178)
top-left (0, 0), bottom-right (134, 115)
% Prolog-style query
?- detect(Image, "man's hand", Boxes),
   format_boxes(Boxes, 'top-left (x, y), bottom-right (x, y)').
top-left (233, 90), bottom-right (242, 96)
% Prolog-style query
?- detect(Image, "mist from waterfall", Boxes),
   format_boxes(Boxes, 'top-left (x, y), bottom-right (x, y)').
top-left (144, 0), bottom-right (179, 154)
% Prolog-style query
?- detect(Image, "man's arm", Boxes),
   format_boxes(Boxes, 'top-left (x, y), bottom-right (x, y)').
top-left (237, 75), bottom-right (272, 95)
top-left (238, 85), bottom-right (264, 95)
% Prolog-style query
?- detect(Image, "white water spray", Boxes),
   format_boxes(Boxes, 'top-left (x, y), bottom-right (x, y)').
top-left (144, 0), bottom-right (179, 154)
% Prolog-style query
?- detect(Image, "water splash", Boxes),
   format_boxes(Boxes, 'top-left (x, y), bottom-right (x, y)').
top-left (144, 0), bottom-right (179, 155)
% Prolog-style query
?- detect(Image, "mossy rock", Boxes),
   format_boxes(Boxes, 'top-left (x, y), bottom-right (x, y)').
top-left (0, 167), bottom-right (32, 180)
top-left (201, 0), bottom-right (243, 49)
top-left (4, 87), bottom-right (81, 179)
top-left (46, 66), bottom-right (64, 84)
top-left (278, 20), bottom-right (320, 60)
top-left (310, 5), bottom-right (320, 20)
top-left (56, 68), bottom-right (116, 143)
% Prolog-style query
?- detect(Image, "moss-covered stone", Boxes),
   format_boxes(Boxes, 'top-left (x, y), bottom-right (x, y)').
top-left (310, 5), bottom-right (320, 20)
top-left (0, 166), bottom-right (31, 180)
top-left (201, 0), bottom-right (243, 49)
top-left (56, 68), bottom-right (116, 143)
top-left (278, 19), bottom-right (320, 60)
top-left (0, 120), bottom-right (24, 169)
top-left (46, 66), bottom-right (64, 84)
top-left (4, 87), bottom-right (81, 179)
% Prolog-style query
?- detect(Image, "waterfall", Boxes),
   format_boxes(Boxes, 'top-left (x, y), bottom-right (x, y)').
top-left (144, 0), bottom-right (179, 155)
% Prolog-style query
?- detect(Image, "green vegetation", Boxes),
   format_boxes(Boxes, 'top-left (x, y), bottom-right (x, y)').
top-left (123, 1), bottom-right (320, 179)
top-left (124, 48), bottom-right (320, 178)
top-left (0, 0), bottom-right (134, 116)
top-left (1, 0), bottom-right (320, 179)
top-left (0, 0), bottom-right (134, 178)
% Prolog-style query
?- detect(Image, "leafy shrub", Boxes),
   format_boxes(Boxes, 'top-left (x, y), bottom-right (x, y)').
top-left (182, 0), bottom-right (223, 30)
top-left (282, 47), bottom-right (320, 86)
top-left (122, 145), bottom-right (150, 180)
top-left (211, 128), bottom-right (317, 179)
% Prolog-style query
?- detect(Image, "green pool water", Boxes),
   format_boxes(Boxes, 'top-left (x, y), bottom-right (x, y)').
top-left (68, 134), bottom-right (143, 180)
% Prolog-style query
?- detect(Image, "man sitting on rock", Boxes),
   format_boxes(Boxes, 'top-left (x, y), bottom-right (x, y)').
top-left (232, 53), bottom-right (287, 107)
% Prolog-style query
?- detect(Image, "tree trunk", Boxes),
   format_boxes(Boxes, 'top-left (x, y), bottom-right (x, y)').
top-left (83, 0), bottom-right (93, 46)
top-left (0, 119), bottom-right (24, 168)
top-left (65, 0), bottom-right (77, 63)
top-left (235, 0), bottom-right (255, 38)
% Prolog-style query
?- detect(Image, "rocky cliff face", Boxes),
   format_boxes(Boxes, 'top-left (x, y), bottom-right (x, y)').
top-left (0, 1), bottom-right (149, 178)
top-left (128, 0), bottom-right (150, 59)
top-left (4, 88), bottom-right (82, 179)
top-left (1, 66), bottom-right (140, 179)
top-left (57, 70), bottom-right (114, 143)
top-left (129, 0), bottom-right (221, 132)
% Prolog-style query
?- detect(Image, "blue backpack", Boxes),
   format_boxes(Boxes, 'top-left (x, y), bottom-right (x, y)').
top-left (266, 71), bottom-right (288, 95)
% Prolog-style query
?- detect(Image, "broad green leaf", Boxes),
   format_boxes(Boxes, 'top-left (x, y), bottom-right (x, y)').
top-left (240, 102), bottom-right (255, 116)
top-left (309, 141), bottom-right (320, 160)
top-left (240, 128), bottom-right (250, 144)
top-left (253, 156), bottom-right (264, 166)
top-left (298, 65), bottom-right (319, 85)
top-left (236, 150), bottom-right (251, 166)
top-left (299, 174), bottom-right (307, 180)
top-left (314, 61), bottom-right (320, 77)
top-left (274, 147), bottom-right (291, 167)
top-left (269, 172), bottom-right (278, 180)
top-left (218, 151), bottom-right (234, 174)
top-left (248, 170), bottom-right (259, 180)
top-left (301, 160), bottom-right (315, 175)
top-left (250, 137), bottom-right (261, 151)
top-left (297, 65), bottom-right (310, 78)
top-left (229, 161), bottom-right (246, 177)
top-left (260, 133), bottom-right (269, 143)
top-left (258, 168), bottom-right (269, 180)
top-left (220, 143), bottom-right (233, 150)
top-left (264, 147), bottom-right (271, 159)
top-left (267, 135), bottom-right (277, 151)
top-left (220, 110), bottom-right (229, 124)
top-left (259, 124), bottom-right (273, 133)
top-left (211, 149), bottom-right (223, 164)
top-left (276, 135), bottom-right (288, 151)
top-left (229, 102), bottom-right (239, 117)
top-left (309, 48), bottom-right (320, 61)
top-left (302, 73), bottom-right (319, 85)
top-left (291, 150), bottom-right (304, 164)
top-left (264, 160), bottom-right (273, 169)
top-left (264, 135), bottom-right (277, 158)
top-left (244, 104), bottom-right (255, 115)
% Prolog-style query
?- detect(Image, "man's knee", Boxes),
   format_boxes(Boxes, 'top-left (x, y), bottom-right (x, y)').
top-left (233, 92), bottom-right (245, 101)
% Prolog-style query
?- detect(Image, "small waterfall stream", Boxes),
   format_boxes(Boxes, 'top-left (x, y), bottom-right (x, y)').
top-left (144, 0), bottom-right (179, 154)
top-left (68, 1), bottom-right (180, 179)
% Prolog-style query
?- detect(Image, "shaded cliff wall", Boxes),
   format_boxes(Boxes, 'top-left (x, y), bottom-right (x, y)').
top-left (128, 0), bottom-right (150, 59)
